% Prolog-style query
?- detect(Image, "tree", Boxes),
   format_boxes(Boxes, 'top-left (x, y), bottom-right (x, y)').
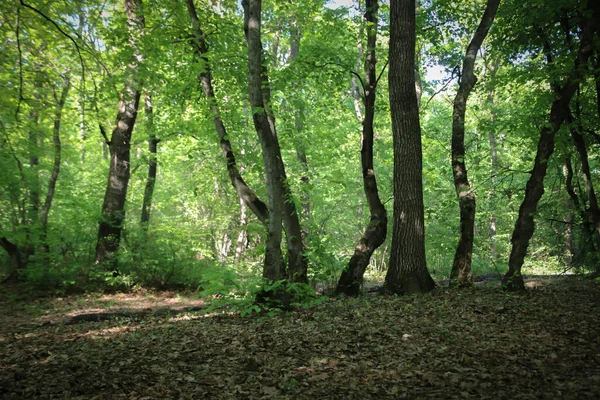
top-left (384, 0), bottom-right (435, 295)
top-left (503, 2), bottom-right (596, 290)
top-left (95, 0), bottom-right (145, 269)
top-left (243, 0), bottom-right (307, 290)
top-left (336, 0), bottom-right (387, 296)
top-left (449, 0), bottom-right (500, 286)
top-left (140, 94), bottom-right (158, 226)
top-left (184, 0), bottom-right (268, 224)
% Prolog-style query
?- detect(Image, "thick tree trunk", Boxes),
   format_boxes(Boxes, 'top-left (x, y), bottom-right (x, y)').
top-left (243, 0), bottom-right (286, 286)
top-left (449, 0), bottom-right (500, 286)
top-left (504, 12), bottom-right (595, 290)
top-left (95, 0), bottom-right (145, 269)
top-left (40, 76), bottom-right (70, 252)
top-left (384, 0), bottom-right (435, 295)
top-left (141, 95), bottom-right (158, 226)
top-left (337, 0), bottom-right (387, 296)
top-left (185, 0), bottom-right (268, 225)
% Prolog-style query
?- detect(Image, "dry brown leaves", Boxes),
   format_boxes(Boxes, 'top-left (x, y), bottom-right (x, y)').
top-left (1, 277), bottom-right (599, 399)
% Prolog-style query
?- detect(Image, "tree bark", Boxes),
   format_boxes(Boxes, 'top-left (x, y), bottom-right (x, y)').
top-left (504, 10), bottom-right (595, 290)
top-left (449, 0), bottom-right (500, 287)
top-left (141, 94), bottom-right (158, 226)
top-left (384, 0), bottom-right (435, 295)
top-left (243, 0), bottom-right (307, 285)
top-left (185, 0), bottom-right (268, 224)
top-left (337, 0), bottom-right (387, 296)
top-left (95, 0), bottom-right (145, 269)
top-left (40, 75), bottom-right (70, 252)
top-left (243, 0), bottom-right (286, 286)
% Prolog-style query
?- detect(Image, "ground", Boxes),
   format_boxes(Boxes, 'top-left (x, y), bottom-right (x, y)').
top-left (1, 276), bottom-right (599, 399)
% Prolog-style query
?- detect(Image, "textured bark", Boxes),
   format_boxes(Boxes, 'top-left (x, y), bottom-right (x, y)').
top-left (243, 0), bottom-right (286, 284)
top-left (40, 76), bottom-right (70, 252)
top-left (95, 0), bottom-right (145, 269)
top-left (384, 0), bottom-right (435, 295)
top-left (337, 0), bottom-right (387, 296)
top-left (140, 95), bottom-right (158, 226)
top-left (449, 0), bottom-right (500, 287)
top-left (504, 11), bottom-right (595, 290)
top-left (185, 0), bottom-right (268, 224)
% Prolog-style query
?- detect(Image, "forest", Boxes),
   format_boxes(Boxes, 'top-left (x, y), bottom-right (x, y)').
top-left (1, 0), bottom-right (600, 398)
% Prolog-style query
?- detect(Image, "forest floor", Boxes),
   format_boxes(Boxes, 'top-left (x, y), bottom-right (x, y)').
top-left (1, 275), bottom-right (599, 399)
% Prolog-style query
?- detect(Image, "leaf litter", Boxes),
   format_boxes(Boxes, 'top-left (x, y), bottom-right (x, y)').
top-left (1, 276), bottom-right (599, 399)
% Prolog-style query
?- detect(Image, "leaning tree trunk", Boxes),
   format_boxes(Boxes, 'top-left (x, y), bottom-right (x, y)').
top-left (449, 0), bottom-right (501, 287)
top-left (337, 0), bottom-right (387, 296)
top-left (243, 0), bottom-right (286, 287)
top-left (95, 0), bottom-right (145, 269)
top-left (40, 75), bottom-right (70, 253)
top-left (140, 94), bottom-right (159, 226)
top-left (504, 11), bottom-right (595, 290)
top-left (185, 0), bottom-right (268, 225)
top-left (384, 0), bottom-right (435, 295)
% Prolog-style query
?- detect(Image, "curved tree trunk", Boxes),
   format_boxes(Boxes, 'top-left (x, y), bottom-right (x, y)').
top-left (40, 75), bottom-right (70, 253)
top-left (337, 0), bottom-right (387, 296)
top-left (141, 94), bottom-right (158, 226)
top-left (384, 0), bottom-right (435, 295)
top-left (449, 0), bottom-right (500, 287)
top-left (185, 0), bottom-right (268, 224)
top-left (504, 11), bottom-right (595, 290)
top-left (95, 0), bottom-right (145, 270)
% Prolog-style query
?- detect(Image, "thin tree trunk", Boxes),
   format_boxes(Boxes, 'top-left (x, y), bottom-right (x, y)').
top-left (40, 75), bottom-right (70, 253)
top-left (141, 94), bottom-right (158, 226)
top-left (243, 0), bottom-right (286, 287)
top-left (449, 0), bottom-right (500, 286)
top-left (337, 0), bottom-right (387, 296)
top-left (185, 0), bottom-right (268, 224)
top-left (384, 0), bottom-right (435, 295)
top-left (289, 20), bottom-right (311, 237)
top-left (235, 198), bottom-right (248, 262)
top-left (244, 0), bottom-right (307, 284)
top-left (504, 12), bottom-right (595, 290)
top-left (568, 110), bottom-right (600, 237)
top-left (95, 0), bottom-right (145, 269)
top-left (25, 73), bottom-right (43, 261)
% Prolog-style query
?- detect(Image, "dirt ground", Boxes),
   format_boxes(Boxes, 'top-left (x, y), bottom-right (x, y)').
top-left (1, 276), bottom-right (599, 399)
